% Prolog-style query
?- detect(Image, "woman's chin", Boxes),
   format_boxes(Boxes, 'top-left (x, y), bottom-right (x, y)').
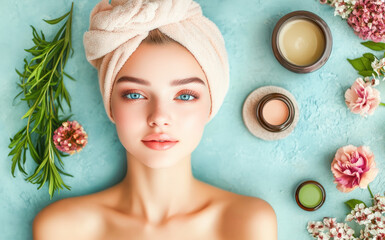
top-left (139, 156), bottom-right (183, 169)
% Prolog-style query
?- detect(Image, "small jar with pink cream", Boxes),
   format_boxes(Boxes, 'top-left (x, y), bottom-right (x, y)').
top-left (256, 93), bottom-right (295, 132)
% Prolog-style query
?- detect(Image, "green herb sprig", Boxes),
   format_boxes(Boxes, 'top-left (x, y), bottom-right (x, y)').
top-left (8, 2), bottom-right (75, 199)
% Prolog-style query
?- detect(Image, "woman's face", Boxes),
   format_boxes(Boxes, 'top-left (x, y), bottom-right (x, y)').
top-left (111, 42), bottom-right (211, 168)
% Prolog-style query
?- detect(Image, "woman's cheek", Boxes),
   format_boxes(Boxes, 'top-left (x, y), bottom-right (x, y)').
top-left (114, 102), bottom-right (145, 124)
top-left (178, 102), bottom-right (209, 128)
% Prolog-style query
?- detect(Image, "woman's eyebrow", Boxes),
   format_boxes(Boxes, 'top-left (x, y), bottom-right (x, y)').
top-left (116, 76), bottom-right (206, 86)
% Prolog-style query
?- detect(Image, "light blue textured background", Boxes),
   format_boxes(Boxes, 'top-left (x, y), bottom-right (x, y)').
top-left (1, 0), bottom-right (385, 239)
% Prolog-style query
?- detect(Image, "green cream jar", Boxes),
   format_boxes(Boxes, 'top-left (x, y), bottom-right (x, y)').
top-left (295, 180), bottom-right (326, 211)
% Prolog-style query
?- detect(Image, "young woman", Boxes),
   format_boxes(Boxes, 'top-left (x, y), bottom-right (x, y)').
top-left (33, 1), bottom-right (277, 239)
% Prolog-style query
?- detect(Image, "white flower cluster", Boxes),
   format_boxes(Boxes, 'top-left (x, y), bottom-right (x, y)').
top-left (308, 194), bottom-right (385, 239)
top-left (345, 195), bottom-right (385, 239)
top-left (371, 57), bottom-right (385, 83)
top-left (307, 217), bottom-right (356, 240)
top-left (325, 0), bottom-right (357, 19)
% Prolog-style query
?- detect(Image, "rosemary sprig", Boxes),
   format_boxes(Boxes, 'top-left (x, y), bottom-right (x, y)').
top-left (8, 2), bottom-right (76, 199)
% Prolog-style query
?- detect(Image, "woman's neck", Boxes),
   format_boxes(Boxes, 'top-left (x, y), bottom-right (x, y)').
top-left (119, 152), bottom-right (200, 225)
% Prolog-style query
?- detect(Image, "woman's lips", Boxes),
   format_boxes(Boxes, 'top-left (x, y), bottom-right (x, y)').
top-left (141, 140), bottom-right (178, 150)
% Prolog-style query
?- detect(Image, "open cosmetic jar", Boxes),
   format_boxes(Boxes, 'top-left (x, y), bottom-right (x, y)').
top-left (256, 93), bottom-right (295, 132)
top-left (272, 11), bottom-right (332, 73)
top-left (242, 86), bottom-right (299, 141)
top-left (295, 180), bottom-right (326, 211)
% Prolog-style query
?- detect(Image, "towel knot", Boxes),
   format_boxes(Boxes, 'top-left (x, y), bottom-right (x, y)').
top-left (85, 0), bottom-right (201, 61)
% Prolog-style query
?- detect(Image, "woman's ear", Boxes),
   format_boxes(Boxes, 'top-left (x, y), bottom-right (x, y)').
top-left (111, 112), bottom-right (116, 124)
top-left (110, 104), bottom-right (116, 124)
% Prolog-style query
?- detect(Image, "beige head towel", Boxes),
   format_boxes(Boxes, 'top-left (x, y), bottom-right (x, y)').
top-left (83, 0), bottom-right (229, 124)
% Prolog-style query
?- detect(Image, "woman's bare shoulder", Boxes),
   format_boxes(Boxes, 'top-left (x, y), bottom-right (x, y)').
top-left (32, 195), bottom-right (106, 240)
top-left (219, 192), bottom-right (278, 240)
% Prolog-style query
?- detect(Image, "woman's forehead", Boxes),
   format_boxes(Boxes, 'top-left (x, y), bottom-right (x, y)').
top-left (115, 42), bottom-right (208, 86)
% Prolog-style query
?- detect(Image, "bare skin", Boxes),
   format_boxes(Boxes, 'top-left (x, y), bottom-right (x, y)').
top-left (33, 178), bottom-right (276, 240)
top-left (33, 42), bottom-right (277, 240)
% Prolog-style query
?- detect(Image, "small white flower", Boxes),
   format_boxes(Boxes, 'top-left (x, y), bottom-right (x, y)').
top-left (318, 232), bottom-right (331, 240)
top-left (330, 227), bottom-right (337, 236)
top-left (307, 221), bottom-right (317, 233)
top-left (346, 214), bottom-right (354, 222)
top-left (364, 207), bottom-right (372, 215)
top-left (359, 203), bottom-right (365, 209)
top-left (346, 227), bottom-right (355, 236)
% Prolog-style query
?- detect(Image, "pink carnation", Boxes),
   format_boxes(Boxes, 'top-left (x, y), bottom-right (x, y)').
top-left (53, 120), bottom-right (88, 155)
top-left (344, 78), bottom-right (380, 117)
top-left (331, 145), bottom-right (378, 193)
top-left (347, 0), bottom-right (385, 42)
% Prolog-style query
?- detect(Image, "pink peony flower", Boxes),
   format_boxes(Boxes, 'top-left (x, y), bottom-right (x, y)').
top-left (331, 145), bottom-right (378, 193)
top-left (344, 77), bottom-right (380, 117)
top-left (53, 120), bottom-right (88, 155)
top-left (347, 0), bottom-right (385, 42)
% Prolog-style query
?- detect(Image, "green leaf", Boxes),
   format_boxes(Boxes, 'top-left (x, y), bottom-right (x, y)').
top-left (49, 170), bottom-right (54, 197)
top-left (8, 127), bottom-right (26, 149)
top-left (345, 199), bottom-right (367, 210)
top-left (21, 90), bottom-right (41, 101)
top-left (31, 103), bottom-right (45, 133)
top-left (43, 11), bottom-right (70, 25)
top-left (11, 160), bottom-right (17, 178)
top-left (358, 70), bottom-right (375, 77)
top-left (348, 58), bottom-right (366, 71)
top-left (25, 157), bottom-right (48, 182)
top-left (52, 23), bottom-right (66, 42)
top-left (363, 53), bottom-right (375, 62)
top-left (17, 150), bottom-right (28, 176)
top-left (56, 166), bottom-right (74, 178)
top-left (8, 140), bottom-right (23, 158)
top-left (27, 134), bottom-right (40, 163)
top-left (22, 145), bottom-right (27, 165)
top-left (361, 41), bottom-right (385, 51)
top-left (63, 71), bottom-right (75, 81)
top-left (360, 57), bottom-right (372, 70)
top-left (21, 105), bottom-right (35, 120)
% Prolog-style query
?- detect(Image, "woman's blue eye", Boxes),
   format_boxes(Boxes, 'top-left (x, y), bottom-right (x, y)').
top-left (176, 94), bottom-right (195, 101)
top-left (123, 92), bottom-right (197, 101)
top-left (126, 93), bottom-right (144, 99)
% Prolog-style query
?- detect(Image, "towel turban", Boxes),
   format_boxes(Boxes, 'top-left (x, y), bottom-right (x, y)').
top-left (83, 0), bottom-right (229, 124)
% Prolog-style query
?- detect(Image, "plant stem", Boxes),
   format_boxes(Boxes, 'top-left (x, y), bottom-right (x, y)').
top-left (380, 102), bottom-right (385, 106)
top-left (368, 184), bottom-right (374, 199)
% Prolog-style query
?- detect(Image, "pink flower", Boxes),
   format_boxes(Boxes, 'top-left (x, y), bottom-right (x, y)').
top-left (331, 145), bottom-right (378, 193)
top-left (344, 78), bottom-right (380, 117)
top-left (53, 120), bottom-right (88, 155)
top-left (347, 0), bottom-right (385, 42)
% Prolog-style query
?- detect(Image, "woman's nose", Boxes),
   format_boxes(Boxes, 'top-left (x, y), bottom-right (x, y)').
top-left (147, 100), bottom-right (171, 127)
